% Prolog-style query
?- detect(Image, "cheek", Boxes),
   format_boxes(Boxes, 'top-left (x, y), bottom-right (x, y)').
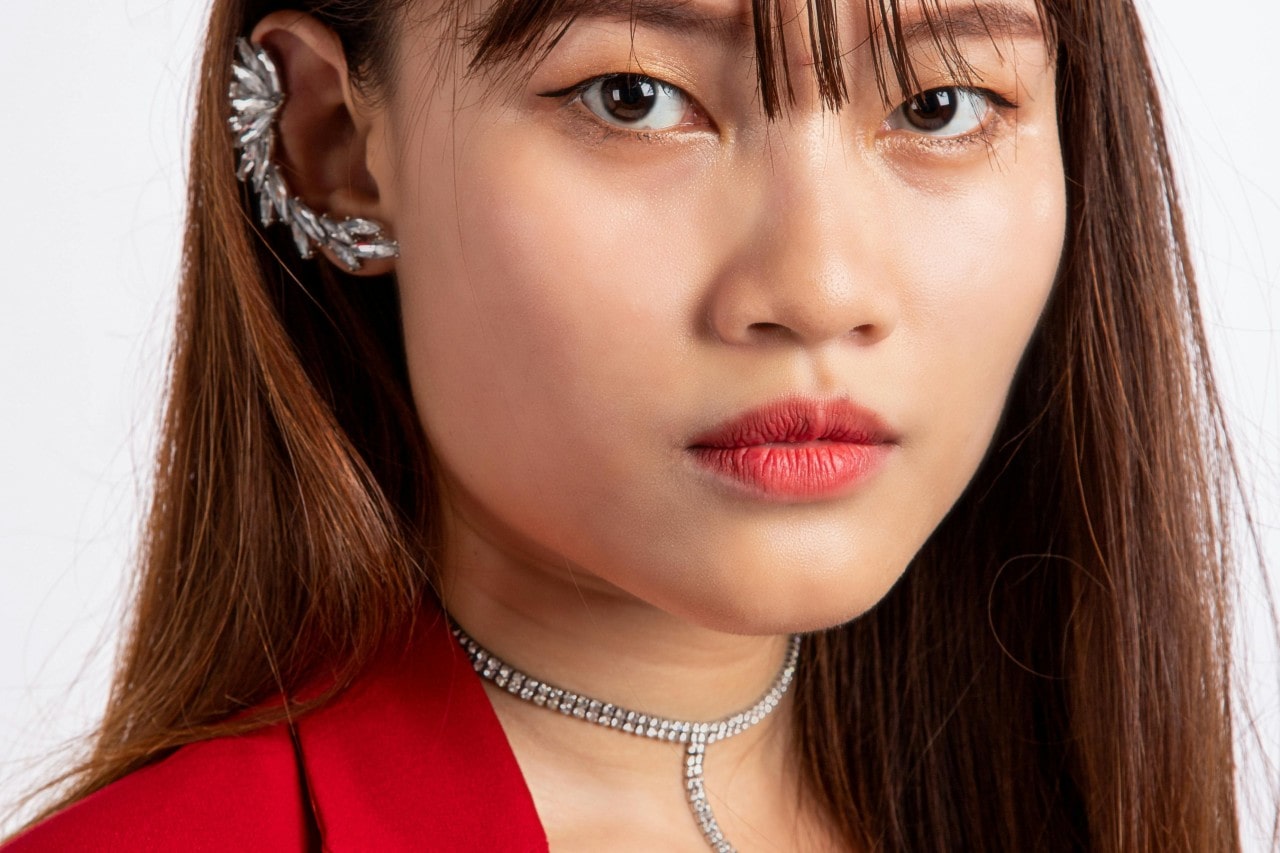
top-left (394, 123), bottom-right (703, 545)
top-left (889, 154), bottom-right (1066, 500)
top-left (461, 140), bottom-right (694, 420)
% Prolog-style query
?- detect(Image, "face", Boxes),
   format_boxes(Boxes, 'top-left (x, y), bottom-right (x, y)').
top-left (370, 0), bottom-right (1065, 633)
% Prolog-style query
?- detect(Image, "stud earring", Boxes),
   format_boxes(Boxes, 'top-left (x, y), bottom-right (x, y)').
top-left (227, 38), bottom-right (399, 272)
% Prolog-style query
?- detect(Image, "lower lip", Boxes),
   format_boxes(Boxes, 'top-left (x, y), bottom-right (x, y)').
top-left (687, 441), bottom-right (892, 501)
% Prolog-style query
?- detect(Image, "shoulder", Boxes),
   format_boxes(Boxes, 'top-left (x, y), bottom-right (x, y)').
top-left (5, 611), bottom-right (547, 852)
top-left (4, 723), bottom-right (310, 852)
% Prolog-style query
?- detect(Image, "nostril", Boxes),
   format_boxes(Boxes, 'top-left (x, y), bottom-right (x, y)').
top-left (746, 322), bottom-right (797, 343)
top-left (846, 322), bottom-right (887, 344)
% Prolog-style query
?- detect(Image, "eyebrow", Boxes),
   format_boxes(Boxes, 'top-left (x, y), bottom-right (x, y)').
top-left (895, 2), bottom-right (1045, 44)
top-left (546, 0), bottom-right (1045, 47)
top-left (550, 0), bottom-right (754, 45)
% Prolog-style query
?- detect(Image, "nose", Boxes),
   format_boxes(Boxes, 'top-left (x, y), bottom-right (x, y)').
top-left (704, 126), bottom-right (898, 348)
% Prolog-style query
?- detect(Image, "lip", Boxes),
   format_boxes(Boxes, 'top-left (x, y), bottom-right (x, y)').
top-left (686, 396), bottom-right (897, 502)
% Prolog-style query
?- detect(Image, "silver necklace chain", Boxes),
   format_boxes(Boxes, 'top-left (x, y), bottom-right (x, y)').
top-left (451, 624), bottom-right (802, 853)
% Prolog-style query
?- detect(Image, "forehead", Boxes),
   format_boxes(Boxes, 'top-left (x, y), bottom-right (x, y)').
top-left (467, 0), bottom-right (1045, 41)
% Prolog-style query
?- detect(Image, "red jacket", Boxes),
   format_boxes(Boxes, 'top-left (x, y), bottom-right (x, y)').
top-left (5, 613), bottom-right (548, 851)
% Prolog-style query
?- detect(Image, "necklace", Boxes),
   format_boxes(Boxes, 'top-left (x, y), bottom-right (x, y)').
top-left (452, 623), bottom-right (801, 853)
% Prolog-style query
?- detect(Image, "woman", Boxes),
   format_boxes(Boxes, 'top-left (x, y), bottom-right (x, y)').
top-left (5, 0), bottom-right (1244, 849)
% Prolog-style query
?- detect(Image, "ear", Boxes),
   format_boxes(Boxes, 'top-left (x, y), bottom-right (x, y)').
top-left (249, 13), bottom-right (396, 276)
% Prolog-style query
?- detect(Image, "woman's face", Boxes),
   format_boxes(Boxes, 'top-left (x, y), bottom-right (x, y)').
top-left (372, 0), bottom-right (1064, 633)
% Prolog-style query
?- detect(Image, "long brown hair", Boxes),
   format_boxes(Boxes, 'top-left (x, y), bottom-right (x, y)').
top-left (26, 0), bottom-right (1244, 848)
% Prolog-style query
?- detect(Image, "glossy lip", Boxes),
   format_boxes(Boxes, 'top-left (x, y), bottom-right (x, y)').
top-left (686, 396), bottom-right (898, 502)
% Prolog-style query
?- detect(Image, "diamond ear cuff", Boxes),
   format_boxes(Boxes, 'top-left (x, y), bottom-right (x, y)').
top-left (227, 38), bottom-right (400, 272)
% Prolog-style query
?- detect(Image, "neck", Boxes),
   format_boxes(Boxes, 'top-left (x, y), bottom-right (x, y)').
top-left (435, 500), bottom-right (828, 850)
top-left (438, 507), bottom-right (795, 723)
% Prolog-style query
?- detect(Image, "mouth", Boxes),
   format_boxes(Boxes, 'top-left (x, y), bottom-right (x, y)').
top-left (686, 396), bottom-right (897, 502)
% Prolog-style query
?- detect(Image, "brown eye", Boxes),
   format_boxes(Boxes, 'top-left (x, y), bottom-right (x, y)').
top-left (888, 87), bottom-right (990, 137)
top-left (581, 74), bottom-right (691, 130)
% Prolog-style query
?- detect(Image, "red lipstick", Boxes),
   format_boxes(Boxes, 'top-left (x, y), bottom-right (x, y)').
top-left (687, 397), bottom-right (896, 501)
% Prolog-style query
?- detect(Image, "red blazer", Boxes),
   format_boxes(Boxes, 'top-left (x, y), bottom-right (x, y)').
top-left (5, 613), bottom-right (548, 851)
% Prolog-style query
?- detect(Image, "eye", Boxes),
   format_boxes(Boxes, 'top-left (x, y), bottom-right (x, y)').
top-left (886, 87), bottom-right (992, 137)
top-left (578, 73), bottom-right (693, 131)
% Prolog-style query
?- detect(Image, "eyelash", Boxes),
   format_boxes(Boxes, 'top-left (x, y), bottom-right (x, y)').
top-left (539, 73), bottom-right (1018, 148)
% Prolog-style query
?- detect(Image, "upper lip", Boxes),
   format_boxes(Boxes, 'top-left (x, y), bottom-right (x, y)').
top-left (688, 396), bottom-right (897, 449)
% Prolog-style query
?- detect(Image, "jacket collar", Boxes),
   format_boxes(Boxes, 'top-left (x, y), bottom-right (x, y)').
top-left (293, 609), bottom-right (548, 851)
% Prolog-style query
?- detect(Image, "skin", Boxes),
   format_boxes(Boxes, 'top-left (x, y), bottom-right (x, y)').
top-left (254, 0), bottom-right (1063, 847)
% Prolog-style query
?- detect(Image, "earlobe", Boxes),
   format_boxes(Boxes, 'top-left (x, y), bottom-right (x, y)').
top-left (237, 14), bottom-right (397, 275)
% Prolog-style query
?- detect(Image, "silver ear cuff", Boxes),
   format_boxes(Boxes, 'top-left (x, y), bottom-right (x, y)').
top-left (227, 38), bottom-right (399, 272)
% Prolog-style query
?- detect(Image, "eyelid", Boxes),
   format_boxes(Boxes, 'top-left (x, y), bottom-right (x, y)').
top-left (537, 76), bottom-right (606, 101)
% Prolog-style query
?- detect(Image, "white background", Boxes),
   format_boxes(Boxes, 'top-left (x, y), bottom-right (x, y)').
top-left (2, 0), bottom-right (1277, 844)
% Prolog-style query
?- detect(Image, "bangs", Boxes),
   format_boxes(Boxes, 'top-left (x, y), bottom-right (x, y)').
top-left (461, 0), bottom-right (1052, 117)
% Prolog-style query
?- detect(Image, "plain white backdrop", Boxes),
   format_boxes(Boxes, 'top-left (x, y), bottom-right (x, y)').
top-left (2, 0), bottom-right (1277, 844)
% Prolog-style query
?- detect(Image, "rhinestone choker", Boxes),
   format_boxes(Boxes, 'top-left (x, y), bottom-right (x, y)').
top-left (452, 623), bottom-right (801, 853)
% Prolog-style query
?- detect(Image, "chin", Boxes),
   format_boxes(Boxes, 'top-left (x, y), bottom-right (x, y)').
top-left (657, 559), bottom-right (911, 637)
